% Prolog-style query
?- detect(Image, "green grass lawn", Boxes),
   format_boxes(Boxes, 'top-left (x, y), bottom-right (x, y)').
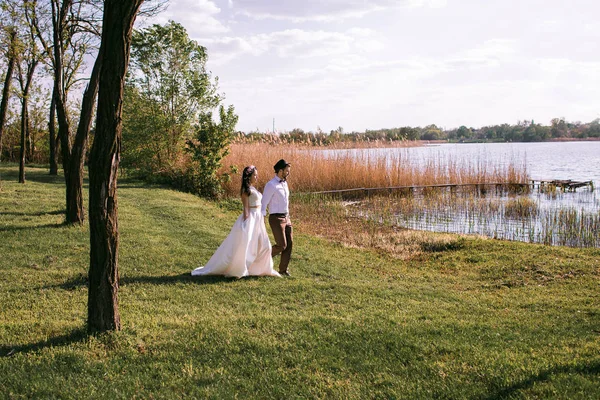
top-left (1, 165), bottom-right (599, 399)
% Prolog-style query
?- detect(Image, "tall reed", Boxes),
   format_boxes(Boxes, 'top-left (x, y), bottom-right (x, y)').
top-left (221, 143), bottom-right (528, 196)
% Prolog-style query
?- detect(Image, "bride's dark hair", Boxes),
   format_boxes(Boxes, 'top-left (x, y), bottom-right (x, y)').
top-left (240, 165), bottom-right (256, 196)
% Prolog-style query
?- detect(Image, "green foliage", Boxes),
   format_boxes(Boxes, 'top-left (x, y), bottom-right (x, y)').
top-left (186, 105), bottom-right (239, 198)
top-left (122, 20), bottom-right (221, 178)
top-left (121, 85), bottom-right (171, 174)
top-left (420, 124), bottom-right (442, 140)
top-left (129, 20), bottom-right (220, 118)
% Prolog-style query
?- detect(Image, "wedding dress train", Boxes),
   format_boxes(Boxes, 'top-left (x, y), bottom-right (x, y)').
top-left (191, 187), bottom-right (280, 278)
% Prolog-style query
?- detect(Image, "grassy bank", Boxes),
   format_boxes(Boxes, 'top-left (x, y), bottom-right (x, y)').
top-left (1, 165), bottom-right (599, 399)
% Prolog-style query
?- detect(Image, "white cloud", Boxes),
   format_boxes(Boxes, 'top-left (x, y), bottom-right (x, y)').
top-left (405, 0), bottom-right (447, 8)
top-left (140, 0), bottom-right (229, 35)
top-left (449, 39), bottom-right (518, 69)
top-left (230, 0), bottom-right (446, 22)
top-left (204, 28), bottom-right (384, 65)
top-left (218, 40), bottom-right (600, 131)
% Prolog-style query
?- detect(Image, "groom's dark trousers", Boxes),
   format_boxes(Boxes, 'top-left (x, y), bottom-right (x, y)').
top-left (269, 213), bottom-right (293, 273)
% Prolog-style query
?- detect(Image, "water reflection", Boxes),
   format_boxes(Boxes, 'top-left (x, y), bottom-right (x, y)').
top-left (351, 186), bottom-right (599, 248)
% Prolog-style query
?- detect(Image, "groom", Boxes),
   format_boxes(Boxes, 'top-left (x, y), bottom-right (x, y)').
top-left (261, 159), bottom-right (293, 276)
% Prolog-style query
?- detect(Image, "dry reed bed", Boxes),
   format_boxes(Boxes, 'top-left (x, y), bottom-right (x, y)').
top-left (221, 143), bottom-right (528, 196)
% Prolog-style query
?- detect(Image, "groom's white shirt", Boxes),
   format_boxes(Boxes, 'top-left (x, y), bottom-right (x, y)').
top-left (261, 176), bottom-right (289, 216)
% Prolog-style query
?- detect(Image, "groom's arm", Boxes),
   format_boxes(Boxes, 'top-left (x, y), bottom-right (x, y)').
top-left (261, 181), bottom-right (275, 216)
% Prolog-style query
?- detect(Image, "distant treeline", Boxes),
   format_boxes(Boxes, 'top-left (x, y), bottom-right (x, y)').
top-left (235, 118), bottom-right (600, 145)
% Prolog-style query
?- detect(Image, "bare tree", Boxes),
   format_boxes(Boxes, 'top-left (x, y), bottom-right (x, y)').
top-left (12, 1), bottom-right (44, 183)
top-left (0, 4), bottom-right (19, 163)
top-left (31, 0), bottom-right (102, 223)
top-left (87, 0), bottom-right (144, 333)
top-left (16, 57), bottom-right (40, 183)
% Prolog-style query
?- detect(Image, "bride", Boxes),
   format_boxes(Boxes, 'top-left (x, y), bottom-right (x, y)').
top-left (191, 166), bottom-right (281, 278)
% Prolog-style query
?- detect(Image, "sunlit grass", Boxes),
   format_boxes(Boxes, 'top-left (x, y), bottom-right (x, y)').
top-left (1, 165), bottom-right (599, 398)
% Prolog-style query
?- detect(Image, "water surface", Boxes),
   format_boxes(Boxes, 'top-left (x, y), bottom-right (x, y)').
top-left (338, 141), bottom-right (600, 247)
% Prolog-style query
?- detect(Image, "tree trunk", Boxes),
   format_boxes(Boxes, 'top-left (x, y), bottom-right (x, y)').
top-left (0, 29), bottom-right (17, 163)
top-left (26, 119), bottom-right (33, 162)
top-left (18, 57), bottom-right (38, 184)
top-left (66, 52), bottom-right (102, 224)
top-left (49, 90), bottom-right (59, 175)
top-left (51, 0), bottom-right (75, 221)
top-left (19, 102), bottom-right (27, 183)
top-left (87, 0), bottom-right (144, 333)
top-left (52, 0), bottom-right (73, 156)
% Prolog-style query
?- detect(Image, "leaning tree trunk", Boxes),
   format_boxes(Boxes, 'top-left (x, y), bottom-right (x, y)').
top-left (49, 92), bottom-right (59, 175)
top-left (0, 30), bottom-right (17, 163)
top-left (66, 53), bottom-right (102, 224)
top-left (87, 0), bottom-right (144, 333)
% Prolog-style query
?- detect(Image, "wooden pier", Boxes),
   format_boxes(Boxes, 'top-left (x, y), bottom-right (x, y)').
top-left (307, 179), bottom-right (594, 197)
top-left (536, 179), bottom-right (594, 192)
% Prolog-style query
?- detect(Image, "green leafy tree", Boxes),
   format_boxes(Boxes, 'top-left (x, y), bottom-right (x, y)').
top-left (399, 126), bottom-right (418, 140)
top-left (550, 118), bottom-right (569, 138)
top-left (186, 105), bottom-right (238, 198)
top-left (456, 125), bottom-right (471, 140)
top-left (587, 119), bottom-right (600, 138)
top-left (123, 20), bottom-right (220, 176)
top-left (421, 124), bottom-right (443, 140)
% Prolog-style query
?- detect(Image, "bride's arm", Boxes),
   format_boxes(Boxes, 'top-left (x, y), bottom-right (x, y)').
top-left (241, 192), bottom-right (250, 220)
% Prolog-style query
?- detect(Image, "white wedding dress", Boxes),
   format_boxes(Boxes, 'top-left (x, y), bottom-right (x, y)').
top-left (191, 187), bottom-right (281, 278)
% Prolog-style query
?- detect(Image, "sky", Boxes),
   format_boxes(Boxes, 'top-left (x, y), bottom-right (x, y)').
top-left (138, 0), bottom-right (600, 133)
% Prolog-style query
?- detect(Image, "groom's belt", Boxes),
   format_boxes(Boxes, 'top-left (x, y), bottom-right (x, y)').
top-left (269, 213), bottom-right (288, 217)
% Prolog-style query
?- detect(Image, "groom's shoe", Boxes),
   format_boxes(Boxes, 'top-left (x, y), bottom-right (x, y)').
top-left (280, 271), bottom-right (291, 277)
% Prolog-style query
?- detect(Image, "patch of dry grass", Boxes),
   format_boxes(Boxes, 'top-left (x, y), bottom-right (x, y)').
top-left (290, 195), bottom-right (467, 260)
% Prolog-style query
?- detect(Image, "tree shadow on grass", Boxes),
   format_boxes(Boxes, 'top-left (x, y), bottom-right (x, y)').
top-left (0, 222), bottom-right (68, 232)
top-left (44, 272), bottom-right (237, 291)
top-left (420, 237), bottom-right (466, 253)
top-left (23, 173), bottom-right (68, 185)
top-left (0, 327), bottom-right (88, 357)
top-left (42, 273), bottom-right (88, 291)
top-left (118, 182), bottom-right (164, 190)
top-left (121, 273), bottom-right (237, 286)
top-left (117, 176), bottom-right (174, 191)
top-left (483, 360), bottom-right (600, 399)
top-left (0, 169), bottom-right (66, 185)
top-left (0, 209), bottom-right (65, 217)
